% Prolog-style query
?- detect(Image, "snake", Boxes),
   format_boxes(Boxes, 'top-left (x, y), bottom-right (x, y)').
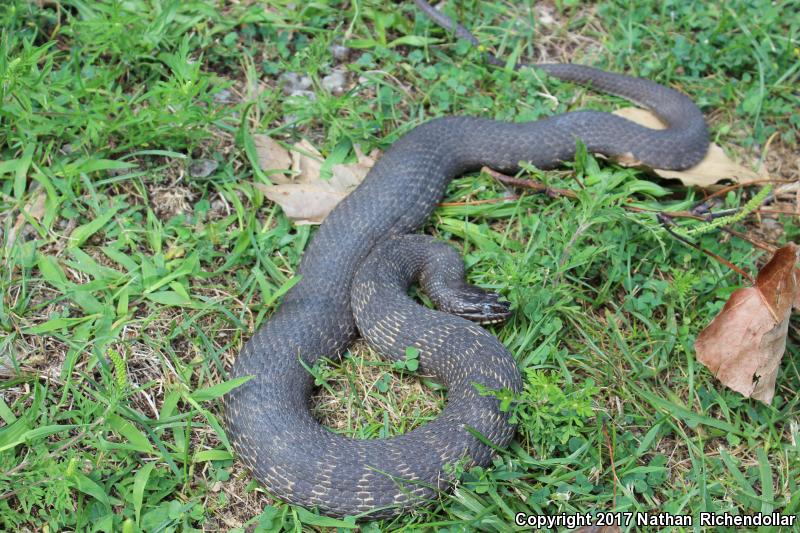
top-left (223, 0), bottom-right (709, 520)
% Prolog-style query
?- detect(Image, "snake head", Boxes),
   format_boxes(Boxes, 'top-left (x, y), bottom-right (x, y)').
top-left (444, 285), bottom-right (512, 325)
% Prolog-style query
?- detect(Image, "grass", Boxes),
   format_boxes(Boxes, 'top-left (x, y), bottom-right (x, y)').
top-left (1, 0), bottom-right (798, 531)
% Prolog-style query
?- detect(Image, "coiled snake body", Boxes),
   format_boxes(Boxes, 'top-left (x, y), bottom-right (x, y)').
top-left (224, 2), bottom-right (709, 519)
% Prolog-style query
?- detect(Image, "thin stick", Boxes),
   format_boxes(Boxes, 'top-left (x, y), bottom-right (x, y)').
top-left (721, 227), bottom-right (776, 253)
top-left (657, 214), bottom-right (755, 283)
top-left (695, 178), bottom-right (793, 205)
top-left (482, 166), bottom-right (577, 199)
top-left (757, 208), bottom-right (800, 217)
top-left (438, 196), bottom-right (519, 207)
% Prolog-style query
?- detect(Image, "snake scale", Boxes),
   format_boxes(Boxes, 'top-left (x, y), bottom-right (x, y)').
top-left (223, 0), bottom-right (709, 519)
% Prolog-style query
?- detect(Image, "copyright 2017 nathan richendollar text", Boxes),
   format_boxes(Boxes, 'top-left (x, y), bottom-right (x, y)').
top-left (514, 510), bottom-right (797, 529)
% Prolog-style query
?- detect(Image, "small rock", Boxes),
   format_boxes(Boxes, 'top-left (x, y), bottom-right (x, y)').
top-left (289, 89), bottom-right (316, 101)
top-left (213, 89), bottom-right (234, 103)
top-left (321, 70), bottom-right (347, 95)
top-left (189, 159), bottom-right (219, 178)
top-left (297, 77), bottom-right (312, 90)
top-left (281, 72), bottom-right (296, 83)
top-left (279, 72), bottom-right (312, 95)
top-left (536, 6), bottom-right (556, 25)
top-left (210, 198), bottom-right (230, 219)
top-left (330, 43), bottom-right (350, 61)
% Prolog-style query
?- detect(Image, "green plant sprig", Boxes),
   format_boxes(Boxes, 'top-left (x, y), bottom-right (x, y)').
top-left (674, 185), bottom-right (773, 239)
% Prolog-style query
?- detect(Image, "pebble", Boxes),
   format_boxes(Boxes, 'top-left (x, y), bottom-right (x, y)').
top-left (189, 159), bottom-right (219, 178)
top-left (211, 199), bottom-right (227, 215)
top-left (289, 89), bottom-right (316, 101)
top-left (321, 70), bottom-right (347, 95)
top-left (536, 5), bottom-right (556, 25)
top-left (330, 43), bottom-right (350, 61)
top-left (279, 72), bottom-right (312, 95)
top-left (213, 89), bottom-right (234, 103)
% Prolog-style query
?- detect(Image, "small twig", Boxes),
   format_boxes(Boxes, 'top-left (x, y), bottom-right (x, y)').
top-left (482, 166), bottom-right (578, 199)
top-left (684, 240), bottom-right (754, 283)
top-left (438, 196), bottom-right (519, 207)
top-left (657, 213), bottom-right (701, 246)
top-left (625, 204), bottom-right (704, 220)
top-left (757, 208), bottom-right (800, 217)
top-left (692, 178), bottom-right (793, 211)
top-left (721, 227), bottom-right (776, 253)
top-left (688, 178), bottom-right (800, 225)
top-left (658, 214), bottom-right (755, 283)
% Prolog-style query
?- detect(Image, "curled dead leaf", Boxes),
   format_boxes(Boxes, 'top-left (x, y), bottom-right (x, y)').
top-left (256, 138), bottom-right (377, 224)
top-left (612, 107), bottom-right (761, 187)
top-left (695, 243), bottom-right (799, 404)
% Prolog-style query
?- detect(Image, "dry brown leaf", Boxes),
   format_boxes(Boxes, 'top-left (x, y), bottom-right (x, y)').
top-left (257, 139), bottom-right (376, 224)
top-left (612, 107), bottom-right (761, 187)
top-left (259, 183), bottom-right (347, 224)
top-left (695, 243), bottom-right (799, 403)
top-left (290, 138), bottom-right (323, 184)
top-left (7, 189), bottom-right (47, 249)
top-left (253, 134), bottom-right (292, 183)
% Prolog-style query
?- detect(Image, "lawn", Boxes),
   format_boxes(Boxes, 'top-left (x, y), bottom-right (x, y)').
top-left (1, 0), bottom-right (798, 531)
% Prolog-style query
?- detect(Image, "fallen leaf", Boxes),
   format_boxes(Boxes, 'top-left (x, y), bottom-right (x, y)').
top-left (290, 138), bottom-right (323, 184)
top-left (695, 243), bottom-right (799, 404)
top-left (259, 183), bottom-right (347, 224)
top-left (254, 134), bottom-right (292, 183)
top-left (256, 139), bottom-right (376, 224)
top-left (612, 107), bottom-right (761, 187)
top-left (7, 189), bottom-right (47, 248)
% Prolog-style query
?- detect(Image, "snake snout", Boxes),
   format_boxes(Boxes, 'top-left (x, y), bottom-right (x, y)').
top-left (447, 286), bottom-right (512, 324)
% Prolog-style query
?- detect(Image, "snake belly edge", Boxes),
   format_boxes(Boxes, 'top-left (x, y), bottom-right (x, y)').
top-left (223, 3), bottom-right (710, 520)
